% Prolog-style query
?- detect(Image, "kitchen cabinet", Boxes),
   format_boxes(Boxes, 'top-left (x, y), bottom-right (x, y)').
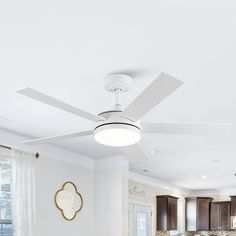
top-left (197, 197), bottom-right (212, 230)
top-left (221, 202), bottom-right (231, 230)
top-left (185, 197), bottom-right (212, 231)
top-left (210, 202), bottom-right (220, 230)
top-left (210, 201), bottom-right (230, 231)
top-left (230, 196), bottom-right (236, 216)
top-left (156, 195), bottom-right (178, 231)
top-left (230, 196), bottom-right (236, 229)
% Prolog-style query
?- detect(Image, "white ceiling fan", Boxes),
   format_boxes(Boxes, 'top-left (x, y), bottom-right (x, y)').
top-left (17, 73), bottom-right (232, 161)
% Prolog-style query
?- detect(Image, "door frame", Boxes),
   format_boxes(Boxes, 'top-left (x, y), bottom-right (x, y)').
top-left (129, 200), bottom-right (154, 236)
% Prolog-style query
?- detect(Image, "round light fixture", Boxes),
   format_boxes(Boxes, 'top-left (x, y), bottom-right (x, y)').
top-left (94, 123), bottom-right (141, 147)
top-left (201, 175), bottom-right (208, 179)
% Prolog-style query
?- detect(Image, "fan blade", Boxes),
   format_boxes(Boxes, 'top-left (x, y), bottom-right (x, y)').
top-left (121, 73), bottom-right (183, 121)
top-left (22, 130), bottom-right (94, 145)
top-left (121, 144), bottom-right (147, 162)
top-left (142, 122), bottom-right (232, 136)
top-left (17, 87), bottom-right (104, 122)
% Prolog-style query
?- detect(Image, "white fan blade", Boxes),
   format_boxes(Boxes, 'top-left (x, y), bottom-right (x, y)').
top-left (121, 73), bottom-right (183, 121)
top-left (17, 87), bottom-right (104, 122)
top-left (142, 122), bottom-right (232, 136)
top-left (121, 144), bottom-right (147, 162)
top-left (22, 130), bottom-right (94, 145)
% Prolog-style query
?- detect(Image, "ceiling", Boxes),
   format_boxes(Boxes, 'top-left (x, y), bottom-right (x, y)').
top-left (0, 0), bottom-right (236, 190)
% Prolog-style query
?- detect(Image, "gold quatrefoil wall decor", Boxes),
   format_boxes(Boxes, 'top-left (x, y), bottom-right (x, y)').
top-left (54, 181), bottom-right (83, 221)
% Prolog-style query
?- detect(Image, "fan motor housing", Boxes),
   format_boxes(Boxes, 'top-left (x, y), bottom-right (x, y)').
top-left (95, 110), bottom-right (141, 130)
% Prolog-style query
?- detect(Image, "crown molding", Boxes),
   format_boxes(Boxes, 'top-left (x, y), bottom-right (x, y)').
top-left (129, 171), bottom-right (191, 196)
top-left (129, 172), bottom-right (236, 197)
top-left (188, 188), bottom-right (236, 197)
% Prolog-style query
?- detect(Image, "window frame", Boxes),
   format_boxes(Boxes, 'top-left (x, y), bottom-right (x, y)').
top-left (0, 152), bottom-right (12, 236)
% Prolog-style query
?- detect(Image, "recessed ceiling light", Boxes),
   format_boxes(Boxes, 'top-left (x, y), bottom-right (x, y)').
top-left (213, 159), bottom-right (219, 163)
top-left (150, 149), bottom-right (160, 155)
top-left (201, 175), bottom-right (208, 179)
top-left (164, 186), bottom-right (170, 189)
top-left (185, 184), bottom-right (191, 188)
top-left (142, 169), bottom-right (149, 173)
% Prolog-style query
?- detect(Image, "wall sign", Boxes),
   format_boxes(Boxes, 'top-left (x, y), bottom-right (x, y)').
top-left (129, 185), bottom-right (146, 196)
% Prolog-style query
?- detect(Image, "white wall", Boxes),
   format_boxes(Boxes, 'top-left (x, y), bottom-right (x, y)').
top-left (35, 155), bottom-right (95, 236)
top-left (95, 157), bottom-right (129, 236)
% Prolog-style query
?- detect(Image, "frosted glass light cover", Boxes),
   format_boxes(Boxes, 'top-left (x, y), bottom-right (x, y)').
top-left (94, 124), bottom-right (141, 147)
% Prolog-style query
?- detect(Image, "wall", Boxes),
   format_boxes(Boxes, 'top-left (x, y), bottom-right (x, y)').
top-left (35, 155), bottom-right (95, 236)
top-left (95, 158), bottom-right (129, 236)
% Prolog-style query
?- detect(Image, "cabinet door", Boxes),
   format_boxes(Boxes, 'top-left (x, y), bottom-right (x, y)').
top-left (168, 197), bottom-right (177, 230)
top-left (197, 198), bottom-right (211, 230)
top-left (231, 197), bottom-right (236, 216)
top-left (210, 202), bottom-right (220, 230)
top-left (221, 202), bottom-right (231, 231)
top-left (156, 197), bottom-right (168, 230)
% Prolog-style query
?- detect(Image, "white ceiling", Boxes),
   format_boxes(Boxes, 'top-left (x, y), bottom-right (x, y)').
top-left (0, 0), bottom-right (236, 190)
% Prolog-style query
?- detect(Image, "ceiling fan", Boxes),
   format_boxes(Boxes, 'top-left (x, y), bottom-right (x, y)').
top-left (17, 73), bottom-right (232, 162)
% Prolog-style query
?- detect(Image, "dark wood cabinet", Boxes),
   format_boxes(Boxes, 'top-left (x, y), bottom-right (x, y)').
top-left (230, 196), bottom-right (236, 216)
top-left (210, 202), bottom-right (231, 231)
top-left (168, 197), bottom-right (178, 230)
top-left (230, 196), bottom-right (236, 230)
top-left (210, 202), bottom-right (221, 230)
top-left (221, 202), bottom-right (231, 230)
top-left (156, 195), bottom-right (178, 231)
top-left (197, 198), bottom-right (212, 230)
top-left (185, 197), bottom-right (212, 231)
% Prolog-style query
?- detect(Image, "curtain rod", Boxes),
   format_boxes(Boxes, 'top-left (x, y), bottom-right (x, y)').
top-left (0, 144), bottom-right (39, 159)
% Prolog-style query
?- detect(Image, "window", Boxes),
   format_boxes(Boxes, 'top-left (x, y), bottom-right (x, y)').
top-left (0, 159), bottom-right (12, 236)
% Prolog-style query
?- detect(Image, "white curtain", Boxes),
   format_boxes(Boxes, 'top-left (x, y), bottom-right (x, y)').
top-left (11, 148), bottom-right (36, 236)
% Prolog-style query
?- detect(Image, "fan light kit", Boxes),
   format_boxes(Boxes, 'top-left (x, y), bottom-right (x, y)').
top-left (16, 71), bottom-right (232, 161)
top-left (94, 123), bottom-right (141, 146)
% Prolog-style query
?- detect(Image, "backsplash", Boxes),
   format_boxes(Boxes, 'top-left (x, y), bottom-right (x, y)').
top-left (195, 231), bottom-right (236, 236)
top-left (156, 231), bottom-right (236, 236)
top-left (156, 231), bottom-right (170, 236)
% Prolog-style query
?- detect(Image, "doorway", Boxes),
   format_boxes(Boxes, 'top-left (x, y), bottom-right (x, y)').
top-left (129, 203), bottom-right (152, 236)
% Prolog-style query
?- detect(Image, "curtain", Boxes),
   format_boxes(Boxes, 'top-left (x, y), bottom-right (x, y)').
top-left (11, 148), bottom-right (36, 236)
